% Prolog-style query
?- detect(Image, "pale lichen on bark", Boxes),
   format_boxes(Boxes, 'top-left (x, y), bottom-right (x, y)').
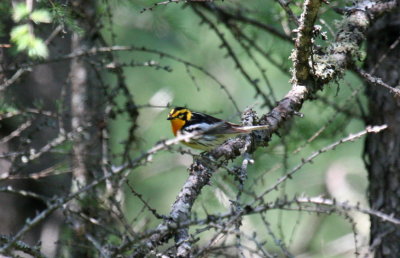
top-left (291, 0), bottom-right (322, 84)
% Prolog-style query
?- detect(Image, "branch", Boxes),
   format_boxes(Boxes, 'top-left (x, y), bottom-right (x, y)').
top-left (295, 196), bottom-right (400, 225)
top-left (0, 186), bottom-right (48, 201)
top-left (312, 0), bottom-right (398, 83)
top-left (257, 125), bottom-right (387, 199)
top-left (191, 5), bottom-right (271, 104)
top-left (0, 120), bottom-right (33, 144)
top-left (199, 3), bottom-right (293, 43)
top-left (172, 161), bottom-right (214, 256)
top-left (291, 0), bottom-right (322, 84)
top-left (140, 0), bottom-right (215, 13)
top-left (276, 0), bottom-right (300, 26)
top-left (52, 45), bottom-right (240, 113)
top-left (130, 190), bottom-right (400, 253)
top-left (356, 68), bottom-right (400, 98)
top-left (0, 236), bottom-right (45, 258)
top-left (0, 68), bottom-right (31, 92)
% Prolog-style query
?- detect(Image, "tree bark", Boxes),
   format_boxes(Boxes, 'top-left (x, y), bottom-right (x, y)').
top-left (364, 10), bottom-right (400, 257)
top-left (68, 0), bottom-right (104, 256)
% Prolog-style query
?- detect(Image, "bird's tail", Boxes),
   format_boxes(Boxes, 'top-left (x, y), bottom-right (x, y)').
top-left (234, 124), bottom-right (269, 133)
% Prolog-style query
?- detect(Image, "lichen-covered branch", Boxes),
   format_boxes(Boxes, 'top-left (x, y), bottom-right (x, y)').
top-left (166, 161), bottom-right (213, 257)
top-left (291, 0), bottom-right (322, 84)
top-left (313, 0), bottom-right (398, 83)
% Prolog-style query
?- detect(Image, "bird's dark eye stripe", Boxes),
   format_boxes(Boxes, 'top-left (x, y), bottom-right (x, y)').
top-left (176, 111), bottom-right (188, 120)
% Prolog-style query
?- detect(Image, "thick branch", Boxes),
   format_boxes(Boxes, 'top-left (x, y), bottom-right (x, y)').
top-left (170, 161), bottom-right (213, 256)
top-left (291, 0), bottom-right (322, 84)
top-left (313, 0), bottom-right (398, 83)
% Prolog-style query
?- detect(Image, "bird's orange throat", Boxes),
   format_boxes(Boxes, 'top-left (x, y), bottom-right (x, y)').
top-left (170, 119), bottom-right (185, 136)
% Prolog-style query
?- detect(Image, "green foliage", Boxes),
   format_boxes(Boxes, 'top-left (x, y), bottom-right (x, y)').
top-left (10, 3), bottom-right (52, 59)
top-left (30, 9), bottom-right (52, 24)
top-left (12, 3), bottom-right (31, 22)
top-left (50, 2), bottom-right (84, 35)
top-left (10, 24), bottom-right (48, 58)
top-left (0, 102), bottom-right (18, 114)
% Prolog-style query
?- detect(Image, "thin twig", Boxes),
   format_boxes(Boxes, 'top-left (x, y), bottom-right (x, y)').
top-left (0, 68), bottom-right (31, 91)
top-left (257, 125), bottom-right (388, 199)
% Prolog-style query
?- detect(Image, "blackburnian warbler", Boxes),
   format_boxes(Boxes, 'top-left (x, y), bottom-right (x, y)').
top-left (167, 107), bottom-right (269, 150)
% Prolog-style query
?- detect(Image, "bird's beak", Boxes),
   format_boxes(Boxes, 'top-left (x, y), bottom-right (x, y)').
top-left (167, 116), bottom-right (173, 120)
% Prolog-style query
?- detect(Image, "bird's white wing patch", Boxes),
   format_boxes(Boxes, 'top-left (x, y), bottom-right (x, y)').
top-left (183, 123), bottom-right (214, 133)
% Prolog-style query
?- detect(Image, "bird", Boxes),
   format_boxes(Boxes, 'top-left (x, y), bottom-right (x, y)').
top-left (167, 107), bottom-right (269, 150)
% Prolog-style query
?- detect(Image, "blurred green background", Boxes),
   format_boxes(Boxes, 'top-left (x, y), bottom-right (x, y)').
top-left (104, 1), bottom-right (367, 256)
